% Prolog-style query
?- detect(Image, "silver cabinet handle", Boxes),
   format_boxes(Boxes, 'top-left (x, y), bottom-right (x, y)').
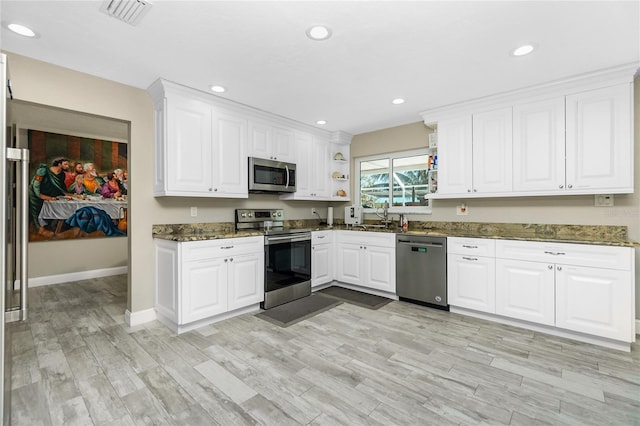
top-left (462, 245), bottom-right (478, 249)
top-left (285, 165), bottom-right (290, 188)
top-left (544, 251), bottom-right (565, 256)
top-left (221, 245), bottom-right (234, 250)
top-left (462, 256), bottom-right (478, 261)
top-left (317, 235), bottom-right (326, 239)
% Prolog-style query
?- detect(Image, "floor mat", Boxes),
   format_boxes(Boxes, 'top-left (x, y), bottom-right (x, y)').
top-left (317, 286), bottom-right (392, 310)
top-left (255, 294), bottom-right (342, 328)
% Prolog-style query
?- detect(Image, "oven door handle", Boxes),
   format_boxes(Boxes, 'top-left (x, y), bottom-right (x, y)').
top-left (265, 234), bottom-right (311, 244)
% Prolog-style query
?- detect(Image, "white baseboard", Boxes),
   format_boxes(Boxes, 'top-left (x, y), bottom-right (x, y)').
top-left (125, 308), bottom-right (157, 327)
top-left (27, 266), bottom-right (128, 288)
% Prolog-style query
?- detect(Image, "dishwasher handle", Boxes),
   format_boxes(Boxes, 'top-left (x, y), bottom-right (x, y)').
top-left (397, 240), bottom-right (444, 248)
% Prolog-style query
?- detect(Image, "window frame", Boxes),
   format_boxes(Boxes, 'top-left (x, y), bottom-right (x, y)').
top-left (355, 148), bottom-right (433, 215)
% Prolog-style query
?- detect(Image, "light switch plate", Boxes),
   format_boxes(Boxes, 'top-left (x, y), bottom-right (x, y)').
top-left (594, 194), bottom-right (614, 207)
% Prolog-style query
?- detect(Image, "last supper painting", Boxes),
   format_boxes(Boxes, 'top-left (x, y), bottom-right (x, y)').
top-left (28, 130), bottom-right (128, 242)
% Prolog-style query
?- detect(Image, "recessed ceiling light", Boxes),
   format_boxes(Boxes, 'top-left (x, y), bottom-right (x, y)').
top-left (316, 120), bottom-right (327, 125)
top-left (392, 98), bottom-right (405, 105)
top-left (8, 23), bottom-right (36, 37)
top-left (210, 85), bottom-right (226, 93)
top-left (512, 44), bottom-right (536, 57)
top-left (306, 25), bottom-right (332, 41)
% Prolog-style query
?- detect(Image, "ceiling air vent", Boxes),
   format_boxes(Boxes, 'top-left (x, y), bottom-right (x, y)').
top-left (100, 0), bottom-right (152, 26)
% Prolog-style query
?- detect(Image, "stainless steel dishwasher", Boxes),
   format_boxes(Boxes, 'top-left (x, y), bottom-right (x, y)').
top-left (396, 235), bottom-right (448, 310)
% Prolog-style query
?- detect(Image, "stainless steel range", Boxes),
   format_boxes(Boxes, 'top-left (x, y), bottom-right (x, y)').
top-left (235, 209), bottom-right (311, 309)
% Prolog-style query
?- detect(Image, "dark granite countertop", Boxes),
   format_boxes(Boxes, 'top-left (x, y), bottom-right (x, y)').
top-left (152, 221), bottom-right (637, 247)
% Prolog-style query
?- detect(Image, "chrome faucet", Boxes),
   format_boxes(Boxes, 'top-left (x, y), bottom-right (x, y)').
top-left (379, 201), bottom-right (392, 227)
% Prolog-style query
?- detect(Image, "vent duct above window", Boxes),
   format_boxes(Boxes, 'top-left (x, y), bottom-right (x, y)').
top-left (100, 0), bottom-right (152, 26)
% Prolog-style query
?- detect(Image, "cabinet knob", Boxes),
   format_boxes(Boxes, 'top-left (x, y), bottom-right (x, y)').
top-left (567, 184), bottom-right (573, 189)
top-left (557, 266), bottom-right (562, 271)
top-left (467, 189), bottom-right (471, 193)
top-left (473, 189), bottom-right (477, 192)
top-left (209, 188), bottom-right (213, 191)
top-left (214, 188), bottom-right (218, 192)
top-left (224, 259), bottom-right (228, 262)
top-left (230, 258), bottom-right (234, 262)
top-left (548, 265), bottom-right (553, 269)
top-left (559, 184), bottom-right (564, 189)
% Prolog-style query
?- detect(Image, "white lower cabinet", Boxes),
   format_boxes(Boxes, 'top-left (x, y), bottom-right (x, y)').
top-left (495, 259), bottom-right (555, 326)
top-left (447, 237), bottom-right (496, 313)
top-left (154, 236), bottom-right (264, 332)
top-left (495, 239), bottom-right (635, 343)
top-left (312, 231), bottom-right (333, 288)
top-left (335, 231), bottom-right (395, 293)
top-left (556, 265), bottom-right (631, 341)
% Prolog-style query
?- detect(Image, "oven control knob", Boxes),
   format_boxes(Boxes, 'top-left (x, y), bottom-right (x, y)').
top-left (241, 213), bottom-right (247, 218)
top-left (248, 213), bottom-right (253, 217)
top-left (272, 212), bottom-right (277, 217)
top-left (277, 212), bottom-right (282, 217)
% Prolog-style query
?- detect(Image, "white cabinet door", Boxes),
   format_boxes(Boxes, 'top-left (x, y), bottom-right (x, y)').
top-left (182, 258), bottom-right (228, 324)
top-left (248, 122), bottom-right (295, 162)
top-left (556, 264), bottom-right (632, 341)
top-left (312, 243), bottom-right (332, 287)
top-left (472, 107), bottom-right (513, 193)
top-left (512, 97), bottom-right (566, 192)
top-left (282, 133), bottom-right (331, 200)
top-left (336, 243), bottom-right (364, 286)
top-left (248, 121), bottom-right (272, 160)
top-left (566, 83), bottom-right (633, 192)
top-left (212, 111), bottom-right (248, 197)
top-left (166, 95), bottom-right (213, 194)
top-left (227, 252), bottom-right (264, 311)
top-left (448, 254), bottom-right (495, 313)
top-left (272, 127), bottom-right (295, 162)
top-left (495, 259), bottom-right (555, 326)
top-left (363, 245), bottom-right (395, 293)
top-left (437, 115), bottom-right (473, 195)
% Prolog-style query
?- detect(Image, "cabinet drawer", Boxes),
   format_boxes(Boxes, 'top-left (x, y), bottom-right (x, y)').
top-left (336, 230), bottom-right (395, 247)
top-left (495, 239), bottom-right (632, 270)
top-left (182, 236), bottom-right (263, 261)
top-left (447, 237), bottom-right (495, 257)
top-left (312, 230), bottom-right (333, 244)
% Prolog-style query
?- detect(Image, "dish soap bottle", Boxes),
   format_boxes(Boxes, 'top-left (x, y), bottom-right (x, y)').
top-left (401, 215), bottom-right (408, 232)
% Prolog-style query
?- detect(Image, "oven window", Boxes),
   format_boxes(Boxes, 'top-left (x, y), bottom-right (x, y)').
top-left (265, 240), bottom-right (311, 291)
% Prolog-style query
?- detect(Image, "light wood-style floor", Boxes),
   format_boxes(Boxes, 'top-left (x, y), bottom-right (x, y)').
top-left (10, 274), bottom-right (640, 425)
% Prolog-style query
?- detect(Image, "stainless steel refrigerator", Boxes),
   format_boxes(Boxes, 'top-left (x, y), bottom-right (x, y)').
top-left (1, 52), bottom-right (30, 425)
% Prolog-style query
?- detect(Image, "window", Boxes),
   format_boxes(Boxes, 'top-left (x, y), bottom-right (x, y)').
top-left (356, 148), bottom-right (434, 214)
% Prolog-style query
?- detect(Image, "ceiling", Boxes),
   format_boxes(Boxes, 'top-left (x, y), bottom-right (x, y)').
top-left (1, 1), bottom-right (638, 135)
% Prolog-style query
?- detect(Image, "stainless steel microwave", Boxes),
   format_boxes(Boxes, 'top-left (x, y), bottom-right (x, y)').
top-left (248, 157), bottom-right (297, 193)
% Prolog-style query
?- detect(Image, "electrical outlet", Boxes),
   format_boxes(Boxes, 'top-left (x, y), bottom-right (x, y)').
top-left (190, 207), bottom-right (197, 217)
top-left (595, 194), bottom-right (614, 207)
top-left (311, 207), bottom-right (317, 214)
top-left (456, 203), bottom-right (468, 216)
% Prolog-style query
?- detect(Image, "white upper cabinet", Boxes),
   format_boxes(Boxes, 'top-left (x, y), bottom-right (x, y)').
top-left (280, 132), bottom-right (331, 200)
top-left (421, 67), bottom-right (635, 198)
top-left (149, 80), bottom-right (248, 198)
top-left (149, 78), bottom-right (350, 200)
top-left (565, 83), bottom-right (633, 192)
top-left (248, 120), bottom-right (295, 163)
top-left (513, 97), bottom-right (566, 192)
top-left (436, 115), bottom-right (473, 195)
top-left (472, 107), bottom-right (513, 193)
top-left (213, 112), bottom-right (248, 197)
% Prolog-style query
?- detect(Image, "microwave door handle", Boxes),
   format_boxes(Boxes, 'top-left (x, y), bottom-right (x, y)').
top-left (285, 165), bottom-right (290, 188)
